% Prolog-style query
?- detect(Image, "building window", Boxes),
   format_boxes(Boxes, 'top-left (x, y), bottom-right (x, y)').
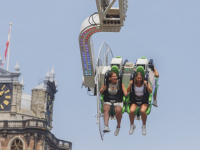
top-left (11, 139), bottom-right (23, 150)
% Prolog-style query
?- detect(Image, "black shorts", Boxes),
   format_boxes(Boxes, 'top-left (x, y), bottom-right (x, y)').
top-left (131, 97), bottom-right (149, 106)
top-left (104, 95), bottom-right (122, 103)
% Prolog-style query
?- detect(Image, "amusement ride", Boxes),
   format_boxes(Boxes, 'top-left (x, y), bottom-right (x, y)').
top-left (79, 0), bottom-right (158, 140)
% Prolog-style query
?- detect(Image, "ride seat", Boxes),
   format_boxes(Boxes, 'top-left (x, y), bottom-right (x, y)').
top-left (125, 66), bottom-right (153, 116)
top-left (100, 65), bottom-right (126, 116)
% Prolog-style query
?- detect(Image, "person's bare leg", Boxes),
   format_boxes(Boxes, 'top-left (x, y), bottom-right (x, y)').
top-left (115, 106), bottom-right (122, 128)
top-left (153, 93), bottom-right (158, 107)
top-left (141, 104), bottom-right (148, 125)
top-left (103, 104), bottom-right (110, 126)
top-left (153, 93), bottom-right (157, 101)
top-left (141, 104), bottom-right (148, 135)
top-left (129, 104), bottom-right (137, 125)
top-left (129, 104), bottom-right (137, 135)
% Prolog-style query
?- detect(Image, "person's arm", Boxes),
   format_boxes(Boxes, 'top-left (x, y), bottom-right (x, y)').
top-left (144, 80), bottom-right (152, 93)
top-left (122, 83), bottom-right (128, 97)
top-left (100, 84), bottom-right (107, 94)
top-left (127, 80), bottom-right (133, 93)
top-left (154, 67), bottom-right (159, 78)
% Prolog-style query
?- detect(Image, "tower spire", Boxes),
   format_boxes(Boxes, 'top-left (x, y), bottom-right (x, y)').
top-left (14, 61), bottom-right (20, 73)
top-left (50, 66), bottom-right (55, 82)
top-left (20, 77), bottom-right (25, 87)
top-left (45, 70), bottom-right (50, 80)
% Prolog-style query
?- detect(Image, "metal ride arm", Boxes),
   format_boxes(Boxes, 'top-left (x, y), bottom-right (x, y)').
top-left (79, 0), bottom-right (128, 94)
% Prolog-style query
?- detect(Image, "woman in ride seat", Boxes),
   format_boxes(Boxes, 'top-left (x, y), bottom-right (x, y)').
top-left (100, 71), bottom-right (128, 136)
top-left (127, 70), bottom-right (152, 135)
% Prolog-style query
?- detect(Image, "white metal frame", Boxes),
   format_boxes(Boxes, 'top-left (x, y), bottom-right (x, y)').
top-left (95, 42), bottom-right (114, 140)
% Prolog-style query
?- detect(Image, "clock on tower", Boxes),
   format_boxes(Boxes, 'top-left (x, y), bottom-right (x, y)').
top-left (0, 84), bottom-right (12, 111)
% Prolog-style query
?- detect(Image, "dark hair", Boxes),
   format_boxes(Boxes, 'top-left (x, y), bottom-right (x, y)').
top-left (108, 72), bottom-right (117, 83)
top-left (134, 72), bottom-right (144, 84)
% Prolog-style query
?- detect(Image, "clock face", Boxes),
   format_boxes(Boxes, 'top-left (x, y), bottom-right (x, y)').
top-left (0, 84), bottom-right (12, 111)
top-left (46, 94), bottom-right (53, 126)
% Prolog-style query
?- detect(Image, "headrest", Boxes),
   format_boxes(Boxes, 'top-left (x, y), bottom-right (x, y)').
top-left (141, 56), bottom-right (147, 59)
top-left (111, 65), bottom-right (119, 76)
top-left (136, 66), bottom-right (144, 78)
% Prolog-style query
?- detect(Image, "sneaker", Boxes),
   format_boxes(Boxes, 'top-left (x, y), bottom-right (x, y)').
top-left (114, 127), bottom-right (120, 136)
top-left (153, 100), bottom-right (158, 107)
top-left (142, 125), bottom-right (146, 135)
top-left (103, 126), bottom-right (110, 133)
top-left (129, 124), bottom-right (136, 135)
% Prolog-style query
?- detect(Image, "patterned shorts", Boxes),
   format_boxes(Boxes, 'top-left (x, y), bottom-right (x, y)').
top-left (104, 102), bottom-right (123, 108)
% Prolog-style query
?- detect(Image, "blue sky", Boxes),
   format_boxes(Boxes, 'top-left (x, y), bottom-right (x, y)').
top-left (0, 0), bottom-right (200, 150)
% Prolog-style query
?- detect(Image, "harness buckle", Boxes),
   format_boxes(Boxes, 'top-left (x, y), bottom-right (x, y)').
top-left (110, 100), bottom-right (116, 103)
top-left (136, 102), bottom-right (142, 106)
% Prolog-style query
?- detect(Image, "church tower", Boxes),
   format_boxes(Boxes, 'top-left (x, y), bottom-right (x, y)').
top-left (0, 61), bottom-right (72, 150)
